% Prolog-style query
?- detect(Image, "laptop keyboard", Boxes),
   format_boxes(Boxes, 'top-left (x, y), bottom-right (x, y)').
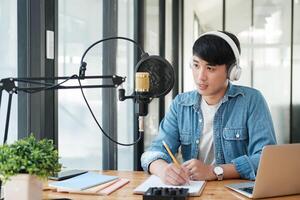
top-left (239, 187), bottom-right (254, 194)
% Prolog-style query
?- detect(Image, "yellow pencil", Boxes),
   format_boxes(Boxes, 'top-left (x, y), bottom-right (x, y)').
top-left (162, 140), bottom-right (180, 168)
top-left (163, 140), bottom-right (190, 185)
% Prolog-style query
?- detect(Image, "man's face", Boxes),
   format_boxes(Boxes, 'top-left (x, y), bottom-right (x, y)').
top-left (191, 55), bottom-right (228, 104)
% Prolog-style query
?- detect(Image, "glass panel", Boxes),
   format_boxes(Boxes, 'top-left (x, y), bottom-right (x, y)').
top-left (0, 0), bottom-right (18, 144)
top-left (253, 0), bottom-right (291, 144)
top-left (144, 0), bottom-right (160, 148)
top-left (183, 0), bottom-right (223, 92)
top-left (292, 0), bottom-right (300, 142)
top-left (117, 0), bottom-right (134, 170)
top-left (58, 0), bottom-right (103, 170)
top-left (226, 0), bottom-right (252, 86)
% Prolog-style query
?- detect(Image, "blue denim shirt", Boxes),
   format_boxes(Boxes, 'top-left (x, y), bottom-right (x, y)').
top-left (141, 83), bottom-right (277, 180)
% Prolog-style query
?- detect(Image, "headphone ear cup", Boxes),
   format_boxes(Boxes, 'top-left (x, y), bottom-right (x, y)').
top-left (228, 64), bottom-right (242, 81)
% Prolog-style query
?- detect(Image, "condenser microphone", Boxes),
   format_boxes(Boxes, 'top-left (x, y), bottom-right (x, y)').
top-left (135, 72), bottom-right (150, 116)
top-left (135, 54), bottom-right (175, 132)
top-left (118, 53), bottom-right (175, 132)
top-left (135, 72), bottom-right (150, 132)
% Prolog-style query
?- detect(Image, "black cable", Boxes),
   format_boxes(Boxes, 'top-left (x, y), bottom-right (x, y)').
top-left (21, 74), bottom-right (77, 94)
top-left (76, 75), bottom-right (142, 146)
top-left (78, 36), bottom-right (144, 146)
top-left (8, 74), bottom-right (141, 146)
top-left (80, 36), bottom-right (145, 67)
top-left (14, 78), bottom-right (54, 86)
top-left (4, 37), bottom-right (143, 146)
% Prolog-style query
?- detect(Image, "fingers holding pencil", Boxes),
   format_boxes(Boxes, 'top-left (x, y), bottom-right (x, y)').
top-left (163, 163), bottom-right (190, 185)
top-left (162, 140), bottom-right (190, 185)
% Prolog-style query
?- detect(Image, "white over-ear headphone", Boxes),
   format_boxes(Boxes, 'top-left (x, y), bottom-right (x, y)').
top-left (199, 31), bottom-right (242, 81)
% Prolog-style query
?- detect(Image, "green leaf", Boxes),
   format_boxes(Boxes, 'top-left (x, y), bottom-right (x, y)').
top-left (0, 133), bottom-right (62, 182)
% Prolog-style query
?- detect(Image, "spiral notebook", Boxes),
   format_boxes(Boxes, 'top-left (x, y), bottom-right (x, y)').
top-left (133, 175), bottom-right (206, 196)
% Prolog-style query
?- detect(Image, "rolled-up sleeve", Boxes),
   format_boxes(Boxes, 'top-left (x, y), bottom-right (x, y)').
top-left (141, 96), bottom-right (181, 173)
top-left (141, 151), bottom-right (172, 173)
top-left (231, 154), bottom-right (259, 180)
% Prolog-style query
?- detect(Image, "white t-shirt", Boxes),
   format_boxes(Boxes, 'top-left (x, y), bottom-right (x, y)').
top-left (198, 99), bottom-right (221, 165)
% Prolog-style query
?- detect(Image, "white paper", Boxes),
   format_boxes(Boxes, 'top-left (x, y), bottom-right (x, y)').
top-left (133, 175), bottom-right (206, 196)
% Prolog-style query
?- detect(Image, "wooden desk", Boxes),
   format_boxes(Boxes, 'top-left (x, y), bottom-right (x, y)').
top-left (43, 170), bottom-right (300, 200)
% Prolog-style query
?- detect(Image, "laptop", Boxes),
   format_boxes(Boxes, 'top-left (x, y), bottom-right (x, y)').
top-left (226, 143), bottom-right (300, 199)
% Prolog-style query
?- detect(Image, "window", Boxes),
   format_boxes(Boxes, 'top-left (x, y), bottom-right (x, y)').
top-left (226, 0), bottom-right (252, 86)
top-left (58, 0), bottom-right (135, 170)
top-left (183, 0), bottom-right (223, 92)
top-left (143, 0), bottom-right (160, 148)
top-left (117, 0), bottom-right (134, 170)
top-left (0, 0), bottom-right (18, 144)
top-left (252, 0), bottom-right (291, 144)
top-left (58, 0), bottom-right (103, 170)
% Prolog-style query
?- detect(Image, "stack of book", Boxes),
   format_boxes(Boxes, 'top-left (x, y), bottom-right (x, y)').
top-left (48, 171), bottom-right (129, 195)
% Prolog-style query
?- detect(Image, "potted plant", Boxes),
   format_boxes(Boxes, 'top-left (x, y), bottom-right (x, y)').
top-left (0, 134), bottom-right (61, 200)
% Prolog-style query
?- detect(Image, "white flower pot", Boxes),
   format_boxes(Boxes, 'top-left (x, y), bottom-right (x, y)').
top-left (4, 174), bottom-right (42, 200)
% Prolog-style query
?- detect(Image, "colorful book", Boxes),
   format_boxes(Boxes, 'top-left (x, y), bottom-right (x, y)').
top-left (48, 171), bottom-right (118, 191)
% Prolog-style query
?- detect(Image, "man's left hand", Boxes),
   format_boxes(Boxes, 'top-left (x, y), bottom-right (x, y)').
top-left (182, 159), bottom-right (216, 181)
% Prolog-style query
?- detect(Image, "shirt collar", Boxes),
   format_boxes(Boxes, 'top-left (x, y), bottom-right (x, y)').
top-left (179, 82), bottom-right (245, 107)
top-left (221, 82), bottom-right (245, 103)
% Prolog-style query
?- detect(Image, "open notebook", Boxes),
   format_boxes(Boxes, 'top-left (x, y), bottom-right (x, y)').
top-left (133, 175), bottom-right (206, 196)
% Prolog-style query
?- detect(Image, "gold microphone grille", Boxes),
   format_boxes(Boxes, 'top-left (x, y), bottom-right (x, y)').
top-left (135, 72), bottom-right (150, 92)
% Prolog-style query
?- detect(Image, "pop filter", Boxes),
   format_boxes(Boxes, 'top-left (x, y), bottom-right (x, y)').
top-left (135, 54), bottom-right (175, 99)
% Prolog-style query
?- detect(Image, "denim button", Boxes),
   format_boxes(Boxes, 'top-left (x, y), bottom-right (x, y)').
top-left (236, 133), bottom-right (240, 138)
top-left (199, 119), bottom-right (202, 123)
top-left (195, 140), bottom-right (199, 144)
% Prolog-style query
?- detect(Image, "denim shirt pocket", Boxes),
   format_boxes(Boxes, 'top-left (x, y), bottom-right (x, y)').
top-left (222, 128), bottom-right (248, 161)
top-left (180, 132), bottom-right (193, 161)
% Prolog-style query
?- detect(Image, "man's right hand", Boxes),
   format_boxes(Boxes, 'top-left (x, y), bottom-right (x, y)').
top-left (149, 159), bottom-right (190, 185)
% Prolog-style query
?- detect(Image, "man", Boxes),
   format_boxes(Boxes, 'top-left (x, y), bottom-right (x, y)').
top-left (141, 31), bottom-right (276, 185)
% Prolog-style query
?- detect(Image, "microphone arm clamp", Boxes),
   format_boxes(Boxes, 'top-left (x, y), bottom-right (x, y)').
top-left (118, 88), bottom-right (135, 101)
top-left (79, 62), bottom-right (87, 79)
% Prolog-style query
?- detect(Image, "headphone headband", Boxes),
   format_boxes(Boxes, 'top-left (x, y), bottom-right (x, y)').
top-left (199, 31), bottom-right (241, 81)
top-left (199, 31), bottom-right (240, 66)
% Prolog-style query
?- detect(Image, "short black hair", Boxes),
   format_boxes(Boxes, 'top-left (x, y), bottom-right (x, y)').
top-left (192, 31), bottom-right (241, 69)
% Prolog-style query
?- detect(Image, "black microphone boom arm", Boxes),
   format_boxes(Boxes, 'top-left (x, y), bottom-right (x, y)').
top-left (0, 74), bottom-right (126, 144)
top-left (1, 75), bottom-right (125, 93)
